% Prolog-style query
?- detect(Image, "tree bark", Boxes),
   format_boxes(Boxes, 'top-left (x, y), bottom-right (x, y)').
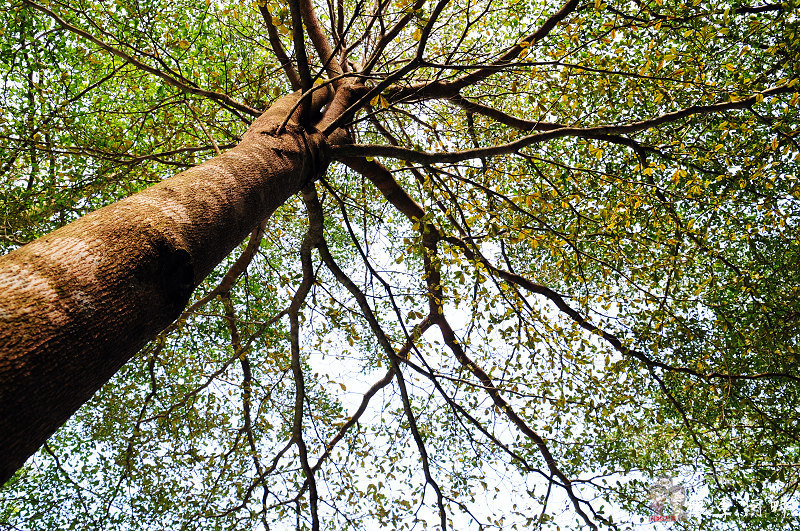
top-left (0, 94), bottom-right (329, 484)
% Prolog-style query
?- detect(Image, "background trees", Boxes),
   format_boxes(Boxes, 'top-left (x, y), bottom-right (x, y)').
top-left (1, 0), bottom-right (799, 529)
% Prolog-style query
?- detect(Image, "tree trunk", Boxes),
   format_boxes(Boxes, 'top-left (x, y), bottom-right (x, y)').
top-left (0, 94), bottom-right (329, 484)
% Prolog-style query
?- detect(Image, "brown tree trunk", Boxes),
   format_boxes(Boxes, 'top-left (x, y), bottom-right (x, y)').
top-left (0, 94), bottom-right (329, 484)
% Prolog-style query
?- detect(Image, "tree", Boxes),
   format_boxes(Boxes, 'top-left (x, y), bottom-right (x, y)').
top-left (1, 0), bottom-right (798, 528)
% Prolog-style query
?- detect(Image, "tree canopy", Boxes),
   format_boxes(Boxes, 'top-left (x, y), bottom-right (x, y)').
top-left (1, 0), bottom-right (799, 529)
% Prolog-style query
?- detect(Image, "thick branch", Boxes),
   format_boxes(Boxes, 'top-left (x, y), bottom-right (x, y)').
top-left (287, 0), bottom-right (314, 92)
top-left (259, 5), bottom-right (302, 90)
top-left (333, 84), bottom-right (794, 163)
top-left (298, 0), bottom-right (343, 78)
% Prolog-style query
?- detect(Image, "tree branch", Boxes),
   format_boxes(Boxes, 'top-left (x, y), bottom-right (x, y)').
top-left (386, 0), bottom-right (581, 102)
top-left (298, 0), bottom-right (343, 78)
top-left (288, 185), bottom-right (325, 531)
top-left (259, 5), bottom-right (302, 90)
top-left (287, 0), bottom-right (314, 92)
top-left (333, 83), bottom-right (795, 163)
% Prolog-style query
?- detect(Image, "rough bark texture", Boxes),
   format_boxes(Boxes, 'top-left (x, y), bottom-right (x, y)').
top-left (0, 94), bottom-right (329, 484)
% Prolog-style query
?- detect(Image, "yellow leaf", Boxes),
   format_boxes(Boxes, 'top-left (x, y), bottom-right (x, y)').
top-left (412, 28), bottom-right (422, 41)
top-left (370, 95), bottom-right (380, 106)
